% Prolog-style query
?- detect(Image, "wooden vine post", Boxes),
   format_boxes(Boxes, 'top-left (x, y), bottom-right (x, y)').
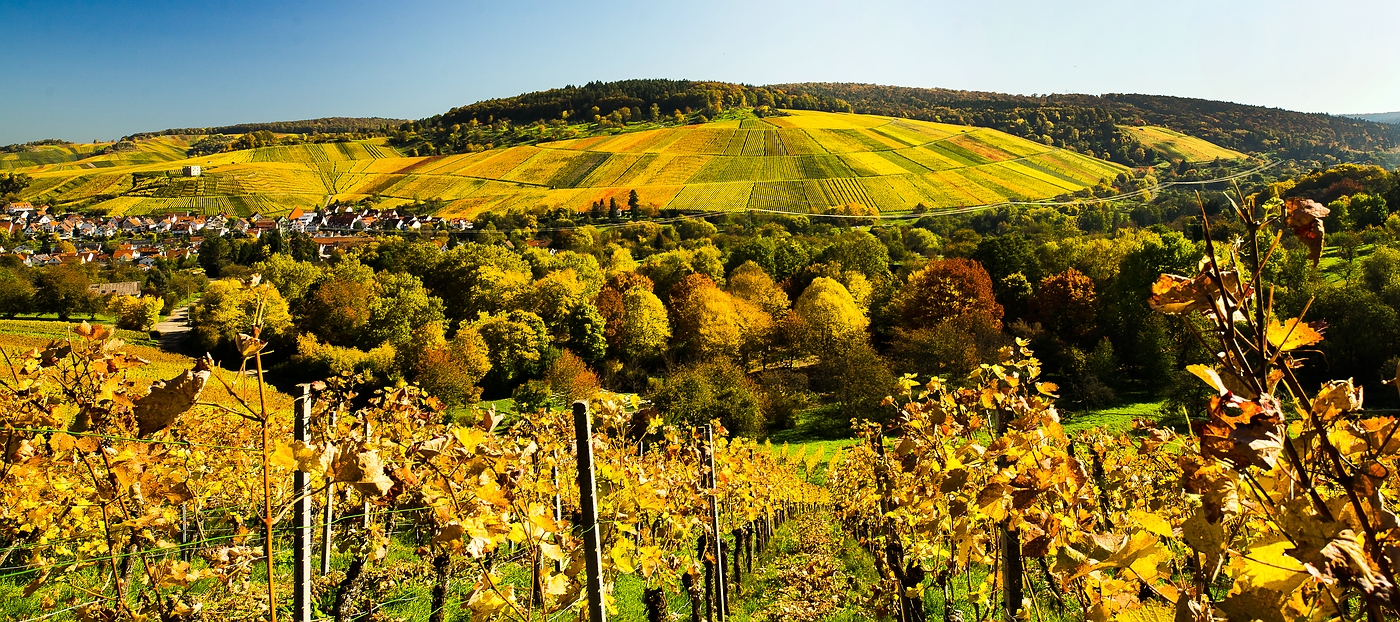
top-left (292, 384), bottom-right (313, 622)
top-left (573, 401), bottom-right (607, 622)
top-left (704, 424), bottom-right (727, 621)
top-left (996, 407), bottom-right (1024, 620)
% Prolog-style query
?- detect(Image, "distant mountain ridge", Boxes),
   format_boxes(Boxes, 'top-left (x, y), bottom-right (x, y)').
top-left (124, 117), bottom-right (406, 140)
top-left (1345, 111), bottom-right (1400, 125)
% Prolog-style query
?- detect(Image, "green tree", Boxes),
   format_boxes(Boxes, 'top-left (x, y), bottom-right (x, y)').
top-left (819, 230), bottom-right (890, 279)
top-left (365, 271), bottom-right (446, 348)
top-left (190, 279), bottom-right (294, 356)
top-left (34, 265), bottom-right (96, 321)
top-left (628, 190), bottom-right (641, 221)
top-left (648, 360), bottom-right (765, 436)
top-left (471, 310), bottom-right (551, 393)
top-left (198, 236), bottom-right (230, 278)
top-left (301, 262), bottom-right (376, 346)
top-left (0, 269), bottom-right (34, 318)
top-left (252, 253), bottom-right (322, 304)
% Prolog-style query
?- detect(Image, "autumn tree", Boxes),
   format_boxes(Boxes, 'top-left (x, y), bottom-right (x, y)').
top-left (669, 274), bottom-right (743, 360)
top-left (407, 322), bottom-right (491, 406)
top-left (792, 277), bottom-right (868, 353)
top-left (1029, 268), bottom-right (1099, 340)
top-left (617, 287), bottom-right (671, 362)
top-left (544, 349), bottom-right (600, 405)
top-left (727, 261), bottom-right (790, 317)
top-left (301, 262), bottom-right (376, 346)
top-left (892, 258), bottom-right (1003, 330)
top-left (190, 279), bottom-right (294, 356)
top-left (470, 310), bottom-right (551, 394)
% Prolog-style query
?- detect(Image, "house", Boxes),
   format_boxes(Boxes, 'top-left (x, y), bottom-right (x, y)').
top-left (89, 282), bottom-right (142, 297)
top-left (182, 165), bottom-right (201, 177)
top-left (312, 235), bottom-right (372, 258)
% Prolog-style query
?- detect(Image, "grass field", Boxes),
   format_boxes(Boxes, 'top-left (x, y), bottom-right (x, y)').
top-left (1120, 125), bottom-right (1247, 162)
top-left (13, 112), bottom-right (1128, 218)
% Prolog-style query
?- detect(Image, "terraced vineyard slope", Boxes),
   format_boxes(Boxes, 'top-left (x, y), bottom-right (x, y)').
top-left (14, 110), bottom-right (1129, 217)
top-left (1119, 125), bottom-right (1247, 162)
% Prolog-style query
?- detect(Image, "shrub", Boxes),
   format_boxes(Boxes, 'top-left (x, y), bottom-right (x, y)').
top-left (647, 360), bottom-right (764, 436)
top-left (109, 295), bottom-right (164, 331)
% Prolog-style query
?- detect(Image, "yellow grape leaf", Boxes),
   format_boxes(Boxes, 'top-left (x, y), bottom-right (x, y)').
top-left (539, 542), bottom-right (565, 562)
top-left (1230, 535), bottom-right (1308, 593)
top-left (466, 581), bottom-right (510, 618)
top-left (1036, 382), bottom-right (1059, 397)
top-left (1187, 365), bottom-right (1228, 396)
top-left (1129, 509), bottom-right (1174, 539)
top-left (610, 540), bottom-right (635, 574)
top-left (453, 426), bottom-right (487, 454)
top-left (1266, 318), bottom-right (1324, 351)
top-left (546, 572), bottom-right (569, 596)
top-left (270, 442), bottom-right (298, 470)
top-left (49, 432), bottom-right (75, 452)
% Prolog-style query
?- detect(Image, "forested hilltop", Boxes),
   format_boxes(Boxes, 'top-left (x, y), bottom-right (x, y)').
top-left (123, 116), bottom-right (405, 140)
top-left (391, 78), bottom-right (1399, 165)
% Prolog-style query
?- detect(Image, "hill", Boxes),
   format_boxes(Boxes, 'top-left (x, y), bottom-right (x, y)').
top-left (124, 117), bottom-right (406, 140)
top-left (1119, 126), bottom-right (1246, 162)
top-left (1346, 111), bottom-right (1400, 125)
top-left (12, 110), bottom-right (1125, 218)
top-left (774, 83), bottom-right (1400, 162)
top-left (391, 79), bottom-right (1395, 164)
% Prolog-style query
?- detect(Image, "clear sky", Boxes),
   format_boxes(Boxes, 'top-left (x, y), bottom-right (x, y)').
top-left (2, 0), bottom-right (1397, 144)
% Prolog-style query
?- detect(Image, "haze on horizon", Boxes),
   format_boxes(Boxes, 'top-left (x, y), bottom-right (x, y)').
top-left (1, 0), bottom-right (1397, 145)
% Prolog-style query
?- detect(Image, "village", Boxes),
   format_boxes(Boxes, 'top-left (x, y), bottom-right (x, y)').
top-left (0, 200), bottom-right (478, 267)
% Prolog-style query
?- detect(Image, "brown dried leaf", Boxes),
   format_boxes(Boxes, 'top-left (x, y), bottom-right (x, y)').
top-left (1285, 198), bottom-right (1329, 267)
top-left (134, 357), bottom-right (211, 437)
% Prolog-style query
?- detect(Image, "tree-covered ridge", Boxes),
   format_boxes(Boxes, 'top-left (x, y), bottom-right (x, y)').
top-left (123, 117), bottom-right (406, 141)
top-left (776, 82), bottom-right (1400, 162)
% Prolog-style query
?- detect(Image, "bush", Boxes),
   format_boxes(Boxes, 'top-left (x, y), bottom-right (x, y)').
top-left (109, 295), bottom-right (164, 331)
top-left (647, 360), bottom-right (764, 436)
top-left (512, 380), bottom-right (553, 414)
top-left (544, 349), bottom-right (600, 405)
top-left (295, 333), bottom-right (398, 381)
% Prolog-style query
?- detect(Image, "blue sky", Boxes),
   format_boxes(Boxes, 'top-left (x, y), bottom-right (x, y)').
top-left (2, 0), bottom-right (1397, 144)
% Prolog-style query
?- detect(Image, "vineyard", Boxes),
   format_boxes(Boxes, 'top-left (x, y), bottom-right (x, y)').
top-left (5, 193), bottom-right (1400, 622)
top-left (1120, 126), bottom-right (1248, 163)
top-left (7, 111), bottom-right (1198, 218)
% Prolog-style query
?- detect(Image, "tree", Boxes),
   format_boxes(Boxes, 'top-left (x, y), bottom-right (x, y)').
top-left (109, 295), bottom-right (164, 331)
top-left (608, 197), bottom-right (621, 221)
top-left (301, 262), bottom-right (376, 346)
top-left (892, 258), bottom-right (1003, 331)
top-left (617, 287), bottom-right (671, 362)
top-left (407, 322), bottom-right (491, 406)
top-left (198, 236), bottom-right (230, 278)
top-left (0, 172), bottom-right (31, 199)
top-left (1029, 269), bottom-right (1098, 340)
top-left (727, 261), bottom-right (790, 317)
top-left (564, 301), bottom-right (607, 364)
top-left (252, 253), bottom-right (322, 304)
top-left (426, 243), bottom-right (533, 323)
top-left (471, 310), bottom-right (551, 393)
top-left (34, 265), bottom-right (97, 321)
top-left (365, 271), bottom-right (446, 349)
top-left (628, 190), bottom-right (641, 221)
top-left (819, 230), bottom-right (890, 279)
top-left (0, 269), bottom-right (34, 318)
top-left (972, 233), bottom-right (1041, 297)
top-left (648, 360), bottom-right (765, 436)
top-left (669, 274), bottom-right (743, 360)
top-left (792, 277), bottom-right (868, 353)
top-left (545, 349), bottom-right (600, 405)
top-left (190, 279), bottom-right (294, 356)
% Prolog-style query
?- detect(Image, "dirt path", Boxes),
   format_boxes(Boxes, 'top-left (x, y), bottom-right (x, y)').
top-left (152, 303), bottom-right (193, 354)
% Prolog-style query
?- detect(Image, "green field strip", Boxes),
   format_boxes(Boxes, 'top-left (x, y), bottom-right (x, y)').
top-left (817, 177), bottom-right (875, 207)
top-left (867, 126), bottom-right (923, 148)
top-left (893, 145), bottom-right (965, 172)
top-left (754, 156), bottom-right (803, 182)
top-left (885, 120), bottom-right (962, 143)
top-left (688, 156), bottom-right (762, 184)
top-left (722, 130), bottom-right (752, 156)
top-left (762, 130), bottom-right (787, 156)
top-left (608, 154), bottom-right (660, 187)
top-left (738, 118), bottom-right (780, 129)
top-left (844, 128), bottom-right (906, 151)
top-left (946, 133), bottom-right (1019, 162)
top-left (747, 180), bottom-right (811, 210)
top-left (668, 128), bottom-right (734, 155)
top-left (839, 152), bottom-right (906, 177)
top-left (920, 141), bottom-right (993, 167)
top-left (666, 182), bottom-right (754, 211)
top-left (880, 175), bottom-right (934, 207)
top-left (501, 149), bottom-right (581, 184)
top-left (874, 151), bottom-right (935, 175)
top-left (741, 130), bottom-right (768, 156)
top-left (776, 129), bottom-right (827, 155)
top-left (996, 160), bottom-right (1084, 192)
top-left (575, 154), bottom-right (640, 188)
top-left (547, 151), bottom-right (611, 188)
top-left (795, 154), bottom-right (855, 180)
